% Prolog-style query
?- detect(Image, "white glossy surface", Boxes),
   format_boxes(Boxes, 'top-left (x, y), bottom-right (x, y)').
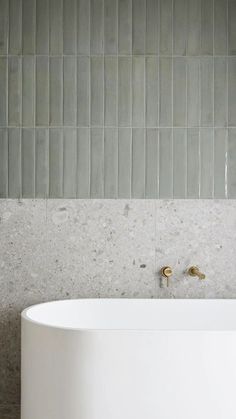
top-left (21, 299), bottom-right (236, 419)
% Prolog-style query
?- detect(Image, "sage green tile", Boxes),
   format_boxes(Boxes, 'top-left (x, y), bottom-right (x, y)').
top-left (118, 57), bottom-right (132, 126)
top-left (0, 128), bottom-right (8, 197)
top-left (201, 0), bottom-right (213, 55)
top-left (132, 56), bottom-right (145, 127)
top-left (214, 128), bottom-right (227, 198)
top-left (104, 0), bottom-right (118, 54)
top-left (159, 128), bottom-right (173, 198)
top-left (146, 128), bottom-right (158, 198)
top-left (77, 0), bottom-right (90, 55)
top-left (0, 57), bottom-right (7, 126)
top-left (146, 57), bottom-right (158, 127)
top-left (159, 58), bottom-right (172, 127)
top-left (8, 128), bottom-right (21, 198)
top-left (22, 56), bottom-right (35, 126)
top-left (104, 127), bottom-right (118, 198)
top-left (173, 128), bottom-right (187, 198)
top-left (35, 128), bottom-right (49, 198)
top-left (9, 0), bottom-right (22, 54)
top-left (77, 56), bottom-right (90, 126)
top-left (228, 57), bottom-right (236, 126)
top-left (22, 0), bottom-right (35, 54)
top-left (49, 0), bottom-right (63, 55)
top-left (63, 128), bottom-right (77, 198)
top-left (214, 57), bottom-right (227, 127)
top-left (91, 0), bottom-right (104, 54)
top-left (8, 56), bottom-right (22, 126)
top-left (49, 128), bottom-right (63, 198)
top-left (36, 0), bottom-right (49, 54)
top-left (63, 57), bottom-right (76, 125)
top-left (91, 128), bottom-right (104, 198)
top-left (132, 0), bottom-right (146, 54)
top-left (77, 128), bottom-right (90, 198)
top-left (22, 128), bottom-right (35, 198)
top-left (228, 129), bottom-right (236, 198)
top-left (118, 0), bottom-right (132, 54)
top-left (229, 0), bottom-right (236, 55)
top-left (91, 56), bottom-right (104, 126)
top-left (132, 128), bottom-right (145, 198)
top-left (0, 0), bottom-right (9, 54)
top-left (173, 58), bottom-right (186, 127)
top-left (50, 57), bottom-right (63, 126)
top-left (200, 128), bottom-right (214, 198)
top-left (187, 128), bottom-right (199, 198)
top-left (173, 0), bottom-right (187, 55)
top-left (187, 0), bottom-right (201, 55)
top-left (118, 128), bottom-right (132, 198)
top-left (36, 56), bottom-right (49, 126)
top-left (160, 0), bottom-right (172, 55)
top-left (104, 56), bottom-right (118, 126)
top-left (63, 0), bottom-right (76, 54)
top-left (187, 57), bottom-right (200, 127)
top-left (146, 0), bottom-right (159, 54)
top-left (214, 0), bottom-right (227, 55)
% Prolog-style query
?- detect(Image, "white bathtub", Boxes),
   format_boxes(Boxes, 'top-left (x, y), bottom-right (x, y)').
top-left (21, 299), bottom-right (236, 419)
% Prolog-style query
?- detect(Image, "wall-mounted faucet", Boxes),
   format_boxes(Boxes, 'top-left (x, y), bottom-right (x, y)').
top-left (160, 266), bottom-right (173, 287)
top-left (188, 266), bottom-right (206, 280)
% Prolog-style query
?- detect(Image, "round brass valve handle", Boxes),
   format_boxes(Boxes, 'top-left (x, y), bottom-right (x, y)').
top-left (161, 266), bottom-right (173, 278)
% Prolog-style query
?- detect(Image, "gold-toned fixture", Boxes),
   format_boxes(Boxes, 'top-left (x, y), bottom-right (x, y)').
top-left (161, 266), bottom-right (173, 287)
top-left (188, 266), bottom-right (206, 280)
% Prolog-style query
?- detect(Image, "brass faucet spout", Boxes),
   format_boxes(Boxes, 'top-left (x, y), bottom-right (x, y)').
top-left (188, 266), bottom-right (206, 280)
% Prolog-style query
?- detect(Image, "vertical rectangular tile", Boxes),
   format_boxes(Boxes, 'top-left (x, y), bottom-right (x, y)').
top-left (118, 0), bottom-right (132, 54)
top-left (77, 56), bottom-right (90, 126)
top-left (22, 0), bottom-right (35, 54)
top-left (8, 128), bottom-right (21, 198)
top-left (146, 0), bottom-right (159, 54)
top-left (77, 128), bottom-right (90, 198)
top-left (104, 56), bottom-right (118, 126)
top-left (132, 128), bottom-right (145, 198)
top-left (104, 128), bottom-right (118, 198)
top-left (91, 57), bottom-right (104, 126)
top-left (104, 0), bottom-right (118, 54)
top-left (146, 57), bottom-right (158, 127)
top-left (118, 128), bottom-right (132, 198)
top-left (91, 0), bottom-right (104, 54)
top-left (22, 56), bottom-right (35, 126)
top-left (173, 0), bottom-right (187, 55)
top-left (187, 0), bottom-right (201, 55)
top-left (36, 56), bottom-right (49, 126)
top-left (187, 57), bottom-right (200, 127)
top-left (132, 0), bottom-right (146, 54)
top-left (214, 0), bottom-right (227, 55)
top-left (228, 129), bottom-right (236, 198)
top-left (160, 0), bottom-right (172, 55)
top-left (146, 128), bottom-right (158, 198)
top-left (159, 128), bottom-right (173, 198)
top-left (200, 128), bottom-right (214, 198)
top-left (228, 57), bottom-right (236, 126)
top-left (35, 128), bottom-right (49, 198)
top-left (49, 128), bottom-right (63, 198)
top-left (36, 0), bottom-right (49, 54)
top-left (50, 0), bottom-right (63, 55)
top-left (0, 58), bottom-right (7, 126)
top-left (229, 0), bottom-right (236, 55)
top-left (0, 0), bottom-right (9, 54)
top-left (50, 57), bottom-right (63, 126)
top-left (132, 56), bottom-right (145, 127)
top-left (214, 57), bottom-right (227, 127)
top-left (63, 128), bottom-right (77, 198)
top-left (0, 129), bottom-right (8, 197)
top-left (22, 128), bottom-right (35, 198)
top-left (63, 57), bottom-right (76, 125)
top-left (214, 128), bottom-right (227, 198)
top-left (9, 0), bottom-right (22, 54)
top-left (77, 0), bottom-right (90, 54)
top-left (201, 0), bottom-right (213, 55)
top-left (118, 57), bottom-right (132, 126)
top-left (63, 0), bottom-right (76, 54)
top-left (91, 128), bottom-right (104, 198)
top-left (173, 128), bottom-right (187, 198)
top-left (8, 56), bottom-right (22, 126)
top-left (159, 58), bottom-right (172, 127)
top-left (187, 128), bottom-right (199, 198)
top-left (173, 58), bottom-right (187, 127)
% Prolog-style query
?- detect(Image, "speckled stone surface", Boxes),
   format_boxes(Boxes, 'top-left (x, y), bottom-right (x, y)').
top-left (1, 199), bottom-right (236, 414)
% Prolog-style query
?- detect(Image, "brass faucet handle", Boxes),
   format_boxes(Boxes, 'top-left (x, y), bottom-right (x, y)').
top-left (161, 266), bottom-right (173, 287)
top-left (188, 266), bottom-right (206, 280)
